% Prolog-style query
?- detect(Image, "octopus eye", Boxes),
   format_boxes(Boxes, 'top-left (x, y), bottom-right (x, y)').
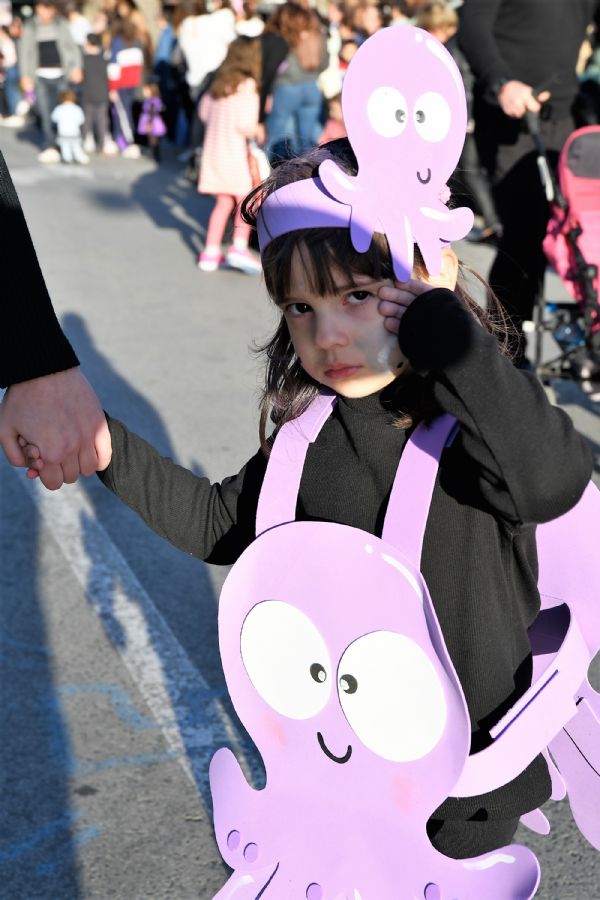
top-left (413, 92), bottom-right (451, 143)
top-left (340, 674), bottom-right (358, 694)
top-left (337, 631), bottom-right (447, 761)
top-left (310, 663), bottom-right (327, 683)
top-left (241, 601), bottom-right (332, 720)
top-left (367, 86), bottom-right (408, 138)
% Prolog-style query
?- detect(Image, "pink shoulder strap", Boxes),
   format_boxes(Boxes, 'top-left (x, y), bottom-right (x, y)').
top-left (256, 392), bottom-right (457, 567)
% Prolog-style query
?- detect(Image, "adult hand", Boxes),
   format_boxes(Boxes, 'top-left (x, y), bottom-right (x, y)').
top-left (377, 279), bottom-right (436, 335)
top-left (20, 75), bottom-right (34, 93)
top-left (498, 80), bottom-right (551, 118)
top-left (69, 67), bottom-right (83, 85)
top-left (0, 368), bottom-right (112, 490)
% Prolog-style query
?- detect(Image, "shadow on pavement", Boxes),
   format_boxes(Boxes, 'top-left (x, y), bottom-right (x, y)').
top-left (0, 462), bottom-right (82, 898)
top-left (61, 314), bottom-right (262, 808)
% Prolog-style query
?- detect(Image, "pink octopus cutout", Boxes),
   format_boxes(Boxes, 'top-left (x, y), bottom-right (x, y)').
top-left (318, 26), bottom-right (474, 281)
top-left (210, 521), bottom-right (540, 899)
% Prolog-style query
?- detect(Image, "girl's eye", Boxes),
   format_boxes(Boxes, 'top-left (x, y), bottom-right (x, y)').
top-left (285, 302), bottom-right (313, 317)
top-left (347, 290), bottom-right (372, 304)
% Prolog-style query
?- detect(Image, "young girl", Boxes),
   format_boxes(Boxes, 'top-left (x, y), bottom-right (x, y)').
top-left (197, 36), bottom-right (262, 274)
top-left (23, 137), bottom-right (592, 866)
top-left (137, 81), bottom-right (167, 161)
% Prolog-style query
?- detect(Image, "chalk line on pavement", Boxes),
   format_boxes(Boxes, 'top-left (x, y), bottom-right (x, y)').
top-left (14, 465), bottom-right (251, 801)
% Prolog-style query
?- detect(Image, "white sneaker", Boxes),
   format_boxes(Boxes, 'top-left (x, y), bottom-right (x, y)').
top-left (121, 143), bottom-right (141, 159)
top-left (0, 115), bottom-right (25, 128)
top-left (102, 138), bottom-right (119, 156)
top-left (75, 151), bottom-right (90, 165)
top-left (38, 147), bottom-right (61, 164)
top-left (225, 247), bottom-right (262, 274)
top-left (83, 134), bottom-right (96, 154)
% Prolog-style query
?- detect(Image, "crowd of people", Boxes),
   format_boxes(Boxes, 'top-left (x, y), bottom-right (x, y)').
top-left (2, 0), bottom-right (600, 350)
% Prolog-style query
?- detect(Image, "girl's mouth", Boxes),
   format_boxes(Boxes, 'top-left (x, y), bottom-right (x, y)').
top-left (324, 365), bottom-right (362, 379)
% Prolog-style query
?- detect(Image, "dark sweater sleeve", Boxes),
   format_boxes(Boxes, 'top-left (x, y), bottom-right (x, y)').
top-left (97, 414), bottom-right (267, 565)
top-left (0, 150), bottom-right (79, 388)
top-left (398, 289), bottom-right (593, 526)
top-left (457, 0), bottom-right (510, 91)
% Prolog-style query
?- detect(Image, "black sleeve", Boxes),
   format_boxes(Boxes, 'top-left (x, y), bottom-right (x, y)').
top-left (0, 150), bottom-right (79, 388)
top-left (458, 0), bottom-right (511, 92)
top-left (259, 32), bottom-right (289, 123)
top-left (97, 414), bottom-right (267, 565)
top-left (398, 289), bottom-right (593, 526)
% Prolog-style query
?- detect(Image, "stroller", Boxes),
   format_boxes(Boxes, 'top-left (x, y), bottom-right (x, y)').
top-left (529, 115), bottom-right (600, 388)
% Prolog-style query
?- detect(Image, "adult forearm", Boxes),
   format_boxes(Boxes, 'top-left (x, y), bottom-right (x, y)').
top-left (0, 150), bottom-right (79, 388)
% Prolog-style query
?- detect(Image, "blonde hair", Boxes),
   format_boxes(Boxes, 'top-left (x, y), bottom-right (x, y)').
top-left (416, 0), bottom-right (458, 35)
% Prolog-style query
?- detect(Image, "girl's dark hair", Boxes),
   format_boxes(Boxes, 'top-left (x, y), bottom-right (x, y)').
top-left (210, 36), bottom-right (261, 98)
top-left (241, 138), bottom-right (512, 454)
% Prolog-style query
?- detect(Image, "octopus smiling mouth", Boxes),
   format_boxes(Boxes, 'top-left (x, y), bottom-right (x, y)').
top-left (317, 732), bottom-right (352, 764)
top-left (417, 168), bottom-right (432, 184)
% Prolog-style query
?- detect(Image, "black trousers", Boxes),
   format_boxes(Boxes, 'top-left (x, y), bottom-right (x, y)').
top-left (474, 99), bottom-right (574, 355)
top-left (427, 815), bottom-right (520, 859)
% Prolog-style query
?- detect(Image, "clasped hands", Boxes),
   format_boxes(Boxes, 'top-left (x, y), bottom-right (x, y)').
top-left (0, 367), bottom-right (112, 490)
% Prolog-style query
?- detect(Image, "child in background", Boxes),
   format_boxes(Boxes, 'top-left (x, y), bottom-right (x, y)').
top-left (23, 136), bottom-right (592, 864)
top-left (81, 32), bottom-right (110, 154)
top-left (137, 81), bottom-right (166, 161)
top-left (197, 36), bottom-right (262, 274)
top-left (107, 18), bottom-right (144, 158)
top-left (51, 88), bottom-right (89, 163)
top-left (318, 92), bottom-right (346, 144)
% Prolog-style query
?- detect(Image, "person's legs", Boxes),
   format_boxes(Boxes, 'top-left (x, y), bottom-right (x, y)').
top-left (456, 133), bottom-right (501, 234)
top-left (475, 101), bottom-right (572, 361)
top-left (267, 82), bottom-right (299, 161)
top-left (35, 76), bottom-right (65, 148)
top-left (4, 65), bottom-right (22, 116)
top-left (59, 137), bottom-right (74, 162)
top-left (296, 80), bottom-right (324, 154)
top-left (198, 194), bottom-right (235, 269)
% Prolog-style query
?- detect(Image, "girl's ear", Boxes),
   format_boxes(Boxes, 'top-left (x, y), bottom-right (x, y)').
top-left (424, 248), bottom-right (459, 291)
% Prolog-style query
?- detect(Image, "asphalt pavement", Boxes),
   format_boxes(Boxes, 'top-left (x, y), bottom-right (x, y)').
top-left (1, 123), bottom-right (599, 900)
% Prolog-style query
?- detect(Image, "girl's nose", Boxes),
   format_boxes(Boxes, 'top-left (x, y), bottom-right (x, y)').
top-left (314, 312), bottom-right (348, 349)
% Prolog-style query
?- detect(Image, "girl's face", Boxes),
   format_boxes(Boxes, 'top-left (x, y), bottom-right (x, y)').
top-left (279, 248), bottom-right (406, 398)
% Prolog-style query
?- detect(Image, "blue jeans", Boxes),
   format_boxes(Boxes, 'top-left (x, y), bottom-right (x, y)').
top-left (36, 75), bottom-right (66, 148)
top-left (4, 65), bottom-right (21, 115)
top-left (267, 80), bottom-right (323, 161)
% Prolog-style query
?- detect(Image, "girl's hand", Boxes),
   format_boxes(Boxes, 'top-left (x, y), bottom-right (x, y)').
top-left (377, 279), bottom-right (435, 335)
top-left (17, 436), bottom-right (42, 480)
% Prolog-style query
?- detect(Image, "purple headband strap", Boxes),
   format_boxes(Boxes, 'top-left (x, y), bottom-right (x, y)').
top-left (257, 177), bottom-right (353, 252)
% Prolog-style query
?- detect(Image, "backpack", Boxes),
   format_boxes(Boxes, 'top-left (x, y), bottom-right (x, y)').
top-left (209, 394), bottom-right (600, 899)
top-left (294, 28), bottom-right (325, 72)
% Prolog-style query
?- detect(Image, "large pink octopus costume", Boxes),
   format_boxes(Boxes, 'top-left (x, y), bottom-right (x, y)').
top-left (209, 26), bottom-right (600, 900)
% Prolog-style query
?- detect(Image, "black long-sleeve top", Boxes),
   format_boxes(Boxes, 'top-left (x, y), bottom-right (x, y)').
top-left (0, 150), bottom-right (79, 388)
top-left (458, 0), bottom-right (600, 117)
top-left (98, 289), bottom-right (592, 822)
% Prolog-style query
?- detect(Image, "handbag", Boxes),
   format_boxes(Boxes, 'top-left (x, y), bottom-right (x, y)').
top-left (247, 140), bottom-right (270, 188)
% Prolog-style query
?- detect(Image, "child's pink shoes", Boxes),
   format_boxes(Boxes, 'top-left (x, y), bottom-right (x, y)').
top-left (198, 249), bottom-right (225, 272)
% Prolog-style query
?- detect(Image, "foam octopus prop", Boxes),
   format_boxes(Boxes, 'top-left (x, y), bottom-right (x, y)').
top-left (318, 26), bottom-right (474, 281)
top-left (209, 408), bottom-right (540, 900)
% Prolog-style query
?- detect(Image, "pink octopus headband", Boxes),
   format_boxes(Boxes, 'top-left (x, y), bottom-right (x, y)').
top-left (256, 25), bottom-right (474, 282)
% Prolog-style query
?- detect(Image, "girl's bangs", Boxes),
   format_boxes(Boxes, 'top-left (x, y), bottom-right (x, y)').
top-left (262, 227), bottom-right (395, 301)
